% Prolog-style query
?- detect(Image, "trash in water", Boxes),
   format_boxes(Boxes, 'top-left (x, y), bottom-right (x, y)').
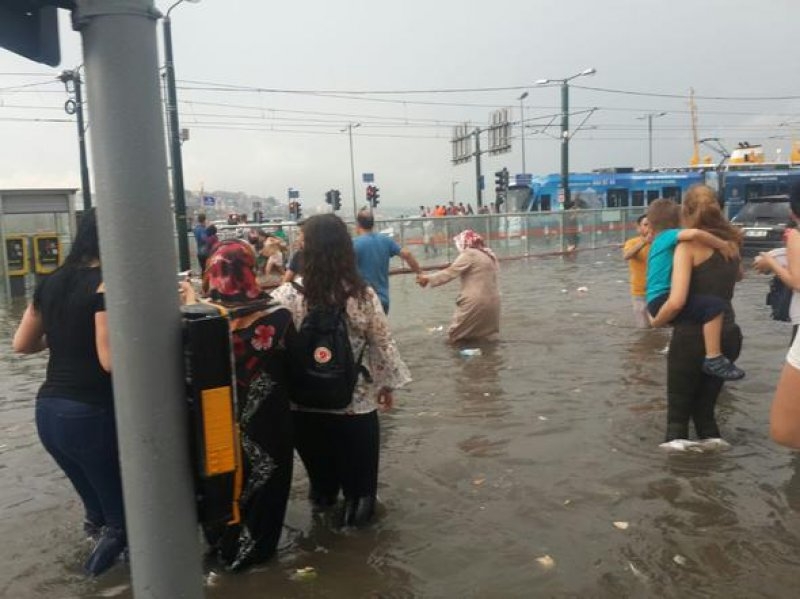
top-left (427, 325), bottom-right (444, 333)
top-left (535, 554), bottom-right (555, 570)
top-left (560, 288), bottom-right (568, 293)
top-left (292, 566), bottom-right (318, 581)
top-left (672, 554), bottom-right (687, 566)
top-left (538, 415), bottom-right (549, 421)
top-left (577, 286), bottom-right (589, 293)
top-left (460, 348), bottom-right (482, 357)
top-left (473, 478), bottom-right (486, 486)
top-left (628, 561), bottom-right (648, 582)
top-left (563, 499), bottom-right (572, 506)
top-left (613, 521), bottom-right (629, 530)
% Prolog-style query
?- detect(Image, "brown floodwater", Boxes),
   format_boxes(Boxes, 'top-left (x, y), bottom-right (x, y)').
top-left (2, 249), bottom-right (800, 598)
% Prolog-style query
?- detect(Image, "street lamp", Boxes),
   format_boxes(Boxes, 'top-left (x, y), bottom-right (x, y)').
top-left (163, 0), bottom-right (200, 271)
top-left (535, 67), bottom-right (596, 206)
top-left (518, 91), bottom-right (529, 175)
top-left (341, 123), bottom-right (361, 221)
top-left (451, 180), bottom-right (459, 202)
top-left (58, 69), bottom-right (92, 212)
top-left (637, 112), bottom-right (667, 169)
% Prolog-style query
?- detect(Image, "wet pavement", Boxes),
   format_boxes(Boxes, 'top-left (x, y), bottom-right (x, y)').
top-left (2, 249), bottom-right (800, 598)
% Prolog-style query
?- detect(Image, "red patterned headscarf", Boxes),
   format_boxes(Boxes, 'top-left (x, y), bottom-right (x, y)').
top-left (453, 229), bottom-right (497, 263)
top-left (204, 240), bottom-right (265, 303)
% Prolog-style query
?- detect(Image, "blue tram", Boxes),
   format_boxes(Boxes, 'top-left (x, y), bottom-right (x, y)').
top-left (520, 165), bottom-right (800, 218)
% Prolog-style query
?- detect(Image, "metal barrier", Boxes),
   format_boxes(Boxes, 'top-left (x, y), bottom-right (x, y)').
top-left (181, 208), bottom-right (647, 273)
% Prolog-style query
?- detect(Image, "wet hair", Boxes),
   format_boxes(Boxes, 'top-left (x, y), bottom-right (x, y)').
top-left (33, 207), bottom-right (100, 311)
top-left (636, 214), bottom-right (648, 225)
top-left (646, 199), bottom-right (680, 232)
top-left (197, 213), bottom-right (206, 224)
top-left (301, 213), bottom-right (368, 308)
top-left (356, 209), bottom-right (374, 230)
top-left (681, 184), bottom-right (742, 243)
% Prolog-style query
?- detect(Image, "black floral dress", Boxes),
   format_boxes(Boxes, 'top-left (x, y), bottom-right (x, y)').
top-left (203, 298), bottom-right (296, 571)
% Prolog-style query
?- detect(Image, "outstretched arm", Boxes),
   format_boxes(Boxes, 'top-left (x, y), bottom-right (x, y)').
top-left (678, 228), bottom-right (738, 260)
top-left (399, 247), bottom-right (422, 275)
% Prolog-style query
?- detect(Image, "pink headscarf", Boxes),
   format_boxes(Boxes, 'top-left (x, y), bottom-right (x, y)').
top-left (453, 229), bottom-right (497, 262)
top-left (204, 240), bottom-right (266, 303)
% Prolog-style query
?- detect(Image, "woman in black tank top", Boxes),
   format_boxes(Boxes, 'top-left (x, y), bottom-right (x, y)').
top-left (650, 186), bottom-right (744, 447)
top-left (12, 209), bottom-right (125, 576)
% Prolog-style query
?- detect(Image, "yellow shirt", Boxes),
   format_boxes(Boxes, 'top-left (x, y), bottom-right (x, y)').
top-left (623, 236), bottom-right (649, 297)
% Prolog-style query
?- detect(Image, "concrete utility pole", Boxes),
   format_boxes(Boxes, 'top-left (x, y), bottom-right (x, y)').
top-left (74, 0), bottom-right (204, 596)
top-left (474, 128), bottom-right (483, 208)
top-left (638, 112), bottom-right (667, 169)
top-left (343, 122), bottom-right (361, 221)
top-left (518, 91), bottom-right (528, 176)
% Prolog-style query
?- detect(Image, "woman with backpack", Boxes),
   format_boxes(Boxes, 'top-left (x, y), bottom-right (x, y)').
top-left (271, 214), bottom-right (411, 527)
top-left (184, 239), bottom-right (296, 570)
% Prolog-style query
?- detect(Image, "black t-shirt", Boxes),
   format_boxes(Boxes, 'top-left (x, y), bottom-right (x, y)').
top-left (288, 250), bottom-right (303, 274)
top-left (35, 266), bottom-right (113, 404)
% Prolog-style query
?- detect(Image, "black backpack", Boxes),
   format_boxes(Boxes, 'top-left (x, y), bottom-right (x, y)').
top-left (287, 290), bottom-right (366, 409)
top-left (766, 275), bottom-right (793, 323)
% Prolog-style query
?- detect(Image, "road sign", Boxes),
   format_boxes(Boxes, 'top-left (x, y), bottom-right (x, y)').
top-left (362, 173), bottom-right (374, 183)
top-left (202, 195), bottom-right (216, 207)
top-left (252, 201), bottom-right (262, 209)
top-left (288, 188), bottom-right (299, 199)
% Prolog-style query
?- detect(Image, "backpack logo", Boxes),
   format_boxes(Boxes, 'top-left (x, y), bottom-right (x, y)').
top-left (314, 346), bottom-right (332, 364)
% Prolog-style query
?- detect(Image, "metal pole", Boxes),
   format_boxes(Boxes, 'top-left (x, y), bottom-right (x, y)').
top-left (347, 124), bottom-right (357, 221)
top-left (474, 128), bottom-right (483, 208)
top-left (520, 95), bottom-right (527, 175)
top-left (75, 1), bottom-right (204, 597)
top-left (451, 180), bottom-right (458, 202)
top-left (560, 81), bottom-right (570, 206)
top-left (647, 114), bottom-right (653, 169)
top-left (73, 73), bottom-right (92, 211)
top-left (163, 15), bottom-right (190, 271)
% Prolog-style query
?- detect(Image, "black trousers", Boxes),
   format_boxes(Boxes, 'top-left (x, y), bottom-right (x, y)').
top-left (665, 323), bottom-right (743, 441)
top-left (293, 409), bottom-right (380, 503)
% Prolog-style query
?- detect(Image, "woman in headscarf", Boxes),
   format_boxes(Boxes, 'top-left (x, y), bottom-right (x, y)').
top-left (188, 240), bottom-right (295, 570)
top-left (417, 229), bottom-right (501, 343)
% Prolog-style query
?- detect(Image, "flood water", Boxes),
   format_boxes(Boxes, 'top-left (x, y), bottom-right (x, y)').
top-left (2, 249), bottom-right (800, 598)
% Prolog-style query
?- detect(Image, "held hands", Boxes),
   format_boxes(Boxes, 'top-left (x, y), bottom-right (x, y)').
top-left (178, 280), bottom-right (197, 305)
top-left (377, 387), bottom-right (394, 411)
top-left (753, 252), bottom-right (775, 274)
top-left (416, 274), bottom-right (429, 288)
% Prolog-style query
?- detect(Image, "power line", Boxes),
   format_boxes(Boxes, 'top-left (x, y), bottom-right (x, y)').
top-left (572, 84), bottom-right (800, 102)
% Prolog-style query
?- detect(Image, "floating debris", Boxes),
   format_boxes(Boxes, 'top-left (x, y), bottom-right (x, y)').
top-left (426, 325), bottom-right (444, 333)
top-left (535, 554), bottom-right (556, 570)
top-left (613, 521), bottom-right (629, 530)
top-left (483, 392), bottom-right (490, 397)
top-left (473, 478), bottom-right (486, 486)
top-left (577, 286), bottom-right (589, 293)
top-left (563, 499), bottom-right (572, 506)
top-left (460, 348), bottom-right (482, 357)
top-left (560, 288), bottom-right (568, 293)
top-left (538, 415), bottom-right (549, 421)
top-left (292, 566), bottom-right (318, 581)
top-left (628, 561), bottom-right (648, 582)
top-left (673, 554), bottom-right (687, 566)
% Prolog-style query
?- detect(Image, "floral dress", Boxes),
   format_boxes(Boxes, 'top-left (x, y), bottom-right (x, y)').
top-left (270, 283), bottom-right (412, 413)
top-left (202, 298), bottom-right (296, 571)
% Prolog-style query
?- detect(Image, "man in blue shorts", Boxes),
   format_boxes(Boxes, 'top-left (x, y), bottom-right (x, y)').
top-left (353, 208), bottom-right (422, 314)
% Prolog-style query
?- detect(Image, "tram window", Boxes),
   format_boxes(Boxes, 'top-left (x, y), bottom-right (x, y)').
top-left (745, 183), bottom-right (762, 199)
top-left (647, 190), bottom-right (660, 204)
top-left (632, 191), bottom-right (645, 207)
top-left (540, 195), bottom-right (551, 211)
top-left (663, 186), bottom-right (681, 203)
top-left (607, 188), bottom-right (629, 208)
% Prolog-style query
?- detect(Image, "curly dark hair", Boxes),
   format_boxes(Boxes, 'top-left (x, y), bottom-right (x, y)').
top-left (301, 214), bottom-right (368, 308)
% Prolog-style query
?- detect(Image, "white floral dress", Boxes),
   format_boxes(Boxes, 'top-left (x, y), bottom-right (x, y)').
top-left (270, 283), bottom-right (411, 414)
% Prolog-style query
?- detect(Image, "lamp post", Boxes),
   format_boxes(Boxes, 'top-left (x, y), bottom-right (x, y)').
top-left (163, 0), bottom-right (199, 272)
top-left (536, 67), bottom-right (596, 207)
top-left (518, 91), bottom-right (529, 175)
top-left (342, 123), bottom-right (361, 221)
top-left (637, 112), bottom-right (667, 169)
top-left (451, 180), bottom-right (459, 202)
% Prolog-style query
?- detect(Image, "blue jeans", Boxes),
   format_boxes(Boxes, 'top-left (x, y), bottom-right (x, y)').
top-left (36, 397), bottom-right (125, 531)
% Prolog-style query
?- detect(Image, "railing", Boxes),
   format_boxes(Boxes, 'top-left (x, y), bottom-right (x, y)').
top-left (184, 207), bottom-right (647, 272)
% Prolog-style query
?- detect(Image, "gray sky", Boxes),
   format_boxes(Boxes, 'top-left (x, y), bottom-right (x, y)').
top-left (1, 0), bottom-right (799, 211)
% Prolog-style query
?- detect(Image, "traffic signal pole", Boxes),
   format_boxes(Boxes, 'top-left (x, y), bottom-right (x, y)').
top-left (474, 128), bottom-right (483, 208)
top-left (75, 0), bottom-right (204, 596)
top-left (561, 80), bottom-right (570, 206)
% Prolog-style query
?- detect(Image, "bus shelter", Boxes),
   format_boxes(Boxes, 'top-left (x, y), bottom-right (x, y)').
top-left (0, 189), bottom-right (77, 300)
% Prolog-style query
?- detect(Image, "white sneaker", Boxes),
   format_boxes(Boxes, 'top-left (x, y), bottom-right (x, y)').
top-left (659, 439), bottom-right (701, 452)
top-left (658, 344), bottom-right (670, 355)
top-left (698, 438), bottom-right (731, 451)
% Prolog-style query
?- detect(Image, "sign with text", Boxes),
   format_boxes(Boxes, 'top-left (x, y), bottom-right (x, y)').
top-left (362, 173), bottom-right (374, 183)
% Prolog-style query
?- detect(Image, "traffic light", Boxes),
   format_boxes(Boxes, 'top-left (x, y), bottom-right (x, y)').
top-left (494, 167), bottom-right (509, 209)
top-left (366, 185), bottom-right (374, 204)
top-left (0, 2), bottom-right (71, 67)
top-left (324, 190), bottom-right (333, 205)
top-left (333, 189), bottom-right (342, 211)
top-left (372, 186), bottom-right (380, 208)
top-left (295, 201), bottom-right (302, 221)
